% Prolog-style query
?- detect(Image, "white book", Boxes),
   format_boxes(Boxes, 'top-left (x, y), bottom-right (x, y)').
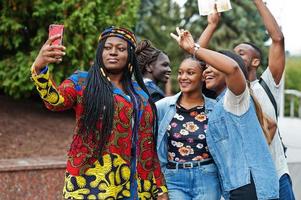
top-left (198, 0), bottom-right (232, 16)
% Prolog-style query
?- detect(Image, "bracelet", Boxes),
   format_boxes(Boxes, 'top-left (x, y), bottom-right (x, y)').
top-left (158, 192), bottom-right (165, 196)
top-left (193, 43), bottom-right (200, 59)
top-left (157, 185), bottom-right (168, 197)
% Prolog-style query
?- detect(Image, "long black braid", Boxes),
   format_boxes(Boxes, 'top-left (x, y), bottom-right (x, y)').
top-left (79, 39), bottom-right (114, 157)
top-left (79, 38), bottom-right (158, 158)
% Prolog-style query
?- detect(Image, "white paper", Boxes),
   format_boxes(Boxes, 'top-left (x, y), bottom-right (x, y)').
top-left (198, 0), bottom-right (232, 16)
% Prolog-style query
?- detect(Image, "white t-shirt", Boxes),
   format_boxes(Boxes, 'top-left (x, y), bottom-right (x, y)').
top-left (222, 68), bottom-right (289, 179)
top-left (250, 67), bottom-right (289, 178)
top-left (224, 87), bottom-right (250, 116)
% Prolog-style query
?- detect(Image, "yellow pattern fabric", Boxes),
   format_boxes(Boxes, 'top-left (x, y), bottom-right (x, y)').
top-left (31, 69), bottom-right (64, 106)
top-left (63, 153), bottom-right (160, 200)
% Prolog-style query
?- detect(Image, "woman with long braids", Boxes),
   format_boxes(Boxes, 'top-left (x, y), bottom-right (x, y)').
top-left (136, 40), bottom-right (171, 102)
top-left (30, 26), bottom-right (168, 200)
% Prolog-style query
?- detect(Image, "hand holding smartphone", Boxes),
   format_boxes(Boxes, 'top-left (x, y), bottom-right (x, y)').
top-left (31, 24), bottom-right (65, 73)
top-left (48, 24), bottom-right (64, 45)
top-left (48, 24), bottom-right (65, 63)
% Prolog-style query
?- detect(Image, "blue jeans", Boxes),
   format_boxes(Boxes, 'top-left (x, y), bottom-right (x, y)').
top-left (279, 174), bottom-right (295, 200)
top-left (164, 163), bottom-right (221, 200)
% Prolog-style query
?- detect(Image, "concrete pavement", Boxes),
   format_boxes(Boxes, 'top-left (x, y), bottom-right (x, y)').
top-left (279, 117), bottom-right (301, 199)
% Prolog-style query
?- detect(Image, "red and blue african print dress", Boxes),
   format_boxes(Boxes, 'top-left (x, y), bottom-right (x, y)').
top-left (31, 69), bottom-right (167, 199)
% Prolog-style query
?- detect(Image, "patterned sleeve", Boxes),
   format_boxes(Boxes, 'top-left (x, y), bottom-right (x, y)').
top-left (31, 67), bottom-right (77, 111)
top-left (152, 152), bottom-right (168, 194)
top-left (156, 182), bottom-right (168, 195)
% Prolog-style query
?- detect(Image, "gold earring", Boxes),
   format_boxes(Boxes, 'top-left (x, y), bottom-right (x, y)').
top-left (100, 67), bottom-right (111, 81)
top-left (128, 64), bottom-right (133, 73)
top-left (100, 67), bottom-right (106, 76)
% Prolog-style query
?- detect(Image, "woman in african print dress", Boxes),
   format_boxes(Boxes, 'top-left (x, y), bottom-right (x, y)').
top-left (30, 26), bottom-right (168, 200)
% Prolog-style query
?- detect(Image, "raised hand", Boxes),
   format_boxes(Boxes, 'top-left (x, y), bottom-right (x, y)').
top-left (31, 34), bottom-right (66, 74)
top-left (198, 6), bottom-right (220, 48)
top-left (170, 27), bottom-right (195, 54)
top-left (253, 0), bottom-right (285, 84)
top-left (208, 6), bottom-right (220, 27)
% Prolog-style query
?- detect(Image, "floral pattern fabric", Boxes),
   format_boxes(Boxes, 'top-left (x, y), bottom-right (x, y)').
top-left (167, 104), bottom-right (212, 162)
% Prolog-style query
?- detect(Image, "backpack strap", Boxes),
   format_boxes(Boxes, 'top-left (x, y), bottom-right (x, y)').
top-left (259, 77), bottom-right (287, 155)
top-left (259, 77), bottom-right (278, 118)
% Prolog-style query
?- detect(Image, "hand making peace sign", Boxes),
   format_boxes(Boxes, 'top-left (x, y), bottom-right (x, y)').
top-left (170, 27), bottom-right (196, 55)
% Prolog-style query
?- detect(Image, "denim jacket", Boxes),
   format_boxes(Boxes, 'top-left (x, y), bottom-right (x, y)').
top-left (207, 91), bottom-right (279, 200)
top-left (156, 93), bottom-right (216, 172)
top-left (144, 78), bottom-right (165, 102)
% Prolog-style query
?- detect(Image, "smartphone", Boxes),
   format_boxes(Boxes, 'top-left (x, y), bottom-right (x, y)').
top-left (48, 24), bottom-right (64, 45)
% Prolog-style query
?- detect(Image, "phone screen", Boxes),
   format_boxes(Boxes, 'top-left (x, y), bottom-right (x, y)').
top-left (48, 24), bottom-right (64, 45)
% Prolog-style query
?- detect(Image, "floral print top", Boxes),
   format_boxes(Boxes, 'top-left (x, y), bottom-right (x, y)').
top-left (167, 103), bottom-right (212, 162)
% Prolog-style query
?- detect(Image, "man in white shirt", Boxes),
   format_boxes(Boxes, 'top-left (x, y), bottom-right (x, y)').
top-left (232, 0), bottom-right (296, 198)
top-left (199, 0), bottom-right (295, 199)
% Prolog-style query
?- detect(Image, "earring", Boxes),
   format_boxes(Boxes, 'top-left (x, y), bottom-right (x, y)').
top-left (100, 67), bottom-right (105, 76)
top-left (128, 64), bottom-right (133, 73)
top-left (100, 67), bottom-right (111, 81)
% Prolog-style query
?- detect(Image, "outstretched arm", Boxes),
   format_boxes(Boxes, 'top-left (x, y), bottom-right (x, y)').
top-left (254, 0), bottom-right (285, 84)
top-left (198, 8), bottom-right (220, 48)
top-left (31, 35), bottom-right (76, 110)
top-left (171, 28), bottom-right (246, 95)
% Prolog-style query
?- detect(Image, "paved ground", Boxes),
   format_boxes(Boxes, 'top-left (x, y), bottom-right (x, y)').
top-left (278, 117), bottom-right (301, 163)
top-left (279, 117), bottom-right (301, 199)
top-left (288, 163), bottom-right (301, 199)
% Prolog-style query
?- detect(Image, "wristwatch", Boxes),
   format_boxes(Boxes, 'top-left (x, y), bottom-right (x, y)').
top-left (193, 43), bottom-right (200, 59)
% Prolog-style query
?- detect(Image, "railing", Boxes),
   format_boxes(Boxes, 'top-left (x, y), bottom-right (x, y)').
top-left (284, 89), bottom-right (301, 118)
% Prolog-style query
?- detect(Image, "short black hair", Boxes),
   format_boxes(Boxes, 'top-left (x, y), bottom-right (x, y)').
top-left (219, 50), bottom-right (248, 80)
top-left (241, 42), bottom-right (262, 61)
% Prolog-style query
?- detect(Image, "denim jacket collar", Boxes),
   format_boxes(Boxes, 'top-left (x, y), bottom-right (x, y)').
top-left (216, 89), bottom-right (226, 102)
